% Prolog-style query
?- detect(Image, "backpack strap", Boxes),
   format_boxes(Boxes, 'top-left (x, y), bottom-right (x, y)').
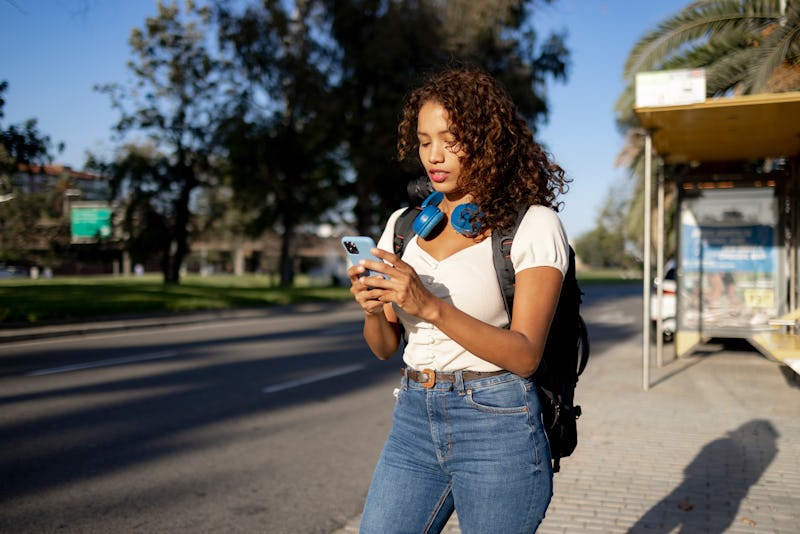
top-left (392, 206), bottom-right (421, 346)
top-left (577, 314), bottom-right (590, 376)
top-left (490, 205), bottom-right (530, 324)
top-left (393, 206), bottom-right (420, 256)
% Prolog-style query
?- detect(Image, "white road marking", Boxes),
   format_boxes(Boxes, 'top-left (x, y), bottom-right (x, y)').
top-left (26, 351), bottom-right (179, 376)
top-left (592, 307), bottom-right (636, 326)
top-left (262, 364), bottom-right (366, 394)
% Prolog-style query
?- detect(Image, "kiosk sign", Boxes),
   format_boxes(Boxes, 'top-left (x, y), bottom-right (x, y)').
top-left (636, 68), bottom-right (706, 108)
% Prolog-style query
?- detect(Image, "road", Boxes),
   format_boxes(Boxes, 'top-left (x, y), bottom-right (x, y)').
top-left (0, 285), bottom-right (642, 533)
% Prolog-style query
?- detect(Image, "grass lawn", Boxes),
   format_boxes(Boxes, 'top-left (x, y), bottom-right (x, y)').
top-left (0, 274), bottom-right (352, 325)
top-left (0, 270), bottom-right (641, 325)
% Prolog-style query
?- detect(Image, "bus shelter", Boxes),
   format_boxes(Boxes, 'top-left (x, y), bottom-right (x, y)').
top-left (634, 91), bottom-right (800, 390)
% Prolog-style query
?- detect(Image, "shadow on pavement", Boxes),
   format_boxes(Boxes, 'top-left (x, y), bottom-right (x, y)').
top-left (627, 419), bottom-right (779, 533)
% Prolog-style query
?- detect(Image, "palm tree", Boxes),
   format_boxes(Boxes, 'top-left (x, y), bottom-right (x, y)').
top-left (614, 0), bottom-right (800, 252)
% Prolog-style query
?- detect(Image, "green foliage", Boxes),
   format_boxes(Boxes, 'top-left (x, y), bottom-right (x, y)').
top-left (0, 81), bottom-right (61, 176)
top-left (5, 2), bottom-right (572, 287)
top-left (215, 0), bottom-right (348, 286)
top-left (213, 0), bottom-right (570, 283)
top-left (573, 226), bottom-right (624, 269)
top-left (89, 144), bottom-right (173, 269)
top-left (573, 180), bottom-right (640, 269)
top-left (326, 0), bottom-right (570, 234)
top-left (0, 192), bottom-right (71, 263)
top-left (79, 1), bottom-right (569, 288)
top-left (95, 1), bottom-right (223, 285)
top-left (0, 81), bottom-right (70, 265)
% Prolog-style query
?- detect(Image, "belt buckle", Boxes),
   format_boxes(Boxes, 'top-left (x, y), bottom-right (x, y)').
top-left (421, 368), bottom-right (436, 388)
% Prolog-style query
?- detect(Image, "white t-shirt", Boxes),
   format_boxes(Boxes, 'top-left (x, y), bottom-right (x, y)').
top-left (377, 205), bottom-right (569, 372)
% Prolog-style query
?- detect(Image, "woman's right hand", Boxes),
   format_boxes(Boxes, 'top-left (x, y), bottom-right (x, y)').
top-left (348, 260), bottom-right (402, 359)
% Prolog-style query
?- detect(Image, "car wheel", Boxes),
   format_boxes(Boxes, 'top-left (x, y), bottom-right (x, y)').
top-left (662, 317), bottom-right (676, 343)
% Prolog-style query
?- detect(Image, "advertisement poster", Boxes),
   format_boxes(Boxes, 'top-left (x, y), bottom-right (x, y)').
top-left (679, 187), bottom-right (780, 333)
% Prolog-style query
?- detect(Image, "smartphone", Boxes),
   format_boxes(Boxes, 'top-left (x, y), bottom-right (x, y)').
top-left (341, 236), bottom-right (389, 279)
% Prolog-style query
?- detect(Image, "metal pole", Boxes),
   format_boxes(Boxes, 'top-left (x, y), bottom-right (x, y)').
top-left (643, 133), bottom-right (653, 391)
top-left (656, 162), bottom-right (665, 367)
top-left (791, 158), bottom-right (798, 312)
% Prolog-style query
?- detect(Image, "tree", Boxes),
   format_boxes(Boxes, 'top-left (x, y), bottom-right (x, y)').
top-left (0, 81), bottom-right (61, 182)
top-left (573, 180), bottom-right (638, 269)
top-left (88, 143), bottom-right (174, 273)
top-left (214, 1), bottom-right (569, 286)
top-left (96, 1), bottom-right (223, 284)
top-left (215, 0), bottom-right (346, 286)
top-left (326, 0), bottom-right (570, 234)
top-left (0, 81), bottom-right (67, 264)
top-left (614, 0), bottom-right (800, 255)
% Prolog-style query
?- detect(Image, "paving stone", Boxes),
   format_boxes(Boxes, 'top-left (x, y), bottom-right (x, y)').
top-left (333, 336), bottom-right (800, 533)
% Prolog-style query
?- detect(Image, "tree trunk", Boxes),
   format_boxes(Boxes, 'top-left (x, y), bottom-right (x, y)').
top-left (162, 163), bottom-right (197, 285)
top-left (161, 238), bottom-right (174, 284)
top-left (168, 182), bottom-right (193, 284)
top-left (279, 222), bottom-right (295, 287)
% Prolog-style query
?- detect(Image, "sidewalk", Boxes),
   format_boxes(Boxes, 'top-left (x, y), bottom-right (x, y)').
top-left (334, 337), bottom-right (800, 533)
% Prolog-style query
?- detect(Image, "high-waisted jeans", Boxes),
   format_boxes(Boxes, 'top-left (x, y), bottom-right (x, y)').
top-left (360, 370), bottom-right (553, 534)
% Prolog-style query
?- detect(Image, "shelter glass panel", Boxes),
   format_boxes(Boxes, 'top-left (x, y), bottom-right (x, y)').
top-left (678, 186), bottom-right (781, 337)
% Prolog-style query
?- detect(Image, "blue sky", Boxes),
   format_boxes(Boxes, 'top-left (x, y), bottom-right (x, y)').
top-left (0, 0), bottom-right (689, 239)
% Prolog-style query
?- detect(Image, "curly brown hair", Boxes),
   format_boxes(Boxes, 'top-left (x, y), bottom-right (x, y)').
top-left (397, 67), bottom-right (570, 232)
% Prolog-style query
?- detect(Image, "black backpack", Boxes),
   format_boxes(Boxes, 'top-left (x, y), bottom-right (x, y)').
top-left (392, 200), bottom-right (589, 473)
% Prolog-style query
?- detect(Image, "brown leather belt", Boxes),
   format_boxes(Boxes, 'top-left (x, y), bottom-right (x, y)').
top-left (403, 368), bottom-right (506, 388)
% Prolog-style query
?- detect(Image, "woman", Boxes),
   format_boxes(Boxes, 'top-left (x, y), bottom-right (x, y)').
top-left (347, 66), bottom-right (570, 533)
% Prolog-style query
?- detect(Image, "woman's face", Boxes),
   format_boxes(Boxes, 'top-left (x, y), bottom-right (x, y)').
top-left (416, 101), bottom-right (466, 195)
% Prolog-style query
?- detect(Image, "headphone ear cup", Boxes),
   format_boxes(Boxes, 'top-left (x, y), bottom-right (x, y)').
top-left (450, 203), bottom-right (481, 236)
top-left (413, 206), bottom-right (444, 238)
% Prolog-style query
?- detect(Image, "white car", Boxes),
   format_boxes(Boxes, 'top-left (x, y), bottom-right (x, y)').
top-left (651, 263), bottom-right (676, 342)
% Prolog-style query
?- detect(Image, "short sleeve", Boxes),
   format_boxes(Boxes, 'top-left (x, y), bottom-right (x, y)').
top-left (509, 206), bottom-right (569, 278)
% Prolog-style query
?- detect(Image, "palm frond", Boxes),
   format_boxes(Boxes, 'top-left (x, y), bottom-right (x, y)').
top-left (750, 4), bottom-right (800, 91)
top-left (653, 26), bottom-right (751, 73)
top-left (614, 83), bottom-right (636, 124)
top-left (625, 0), bottom-right (781, 77)
top-left (703, 46), bottom-right (758, 94)
top-left (614, 127), bottom-right (645, 168)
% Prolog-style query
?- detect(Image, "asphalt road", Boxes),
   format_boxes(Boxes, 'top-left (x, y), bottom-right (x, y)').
top-left (0, 284), bottom-right (643, 533)
top-left (1, 302), bottom-right (402, 533)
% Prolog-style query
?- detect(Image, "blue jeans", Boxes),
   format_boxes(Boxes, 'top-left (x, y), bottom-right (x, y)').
top-left (360, 370), bottom-right (553, 534)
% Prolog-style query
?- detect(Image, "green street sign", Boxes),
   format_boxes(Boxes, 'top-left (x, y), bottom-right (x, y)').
top-left (71, 205), bottom-right (112, 240)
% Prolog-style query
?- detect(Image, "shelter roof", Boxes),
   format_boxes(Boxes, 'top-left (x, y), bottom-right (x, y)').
top-left (634, 91), bottom-right (800, 164)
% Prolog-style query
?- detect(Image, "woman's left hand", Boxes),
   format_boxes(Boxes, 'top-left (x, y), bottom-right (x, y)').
top-left (359, 248), bottom-right (439, 322)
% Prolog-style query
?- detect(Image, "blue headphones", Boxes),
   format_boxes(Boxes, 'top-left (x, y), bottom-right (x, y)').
top-left (413, 191), bottom-right (483, 238)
